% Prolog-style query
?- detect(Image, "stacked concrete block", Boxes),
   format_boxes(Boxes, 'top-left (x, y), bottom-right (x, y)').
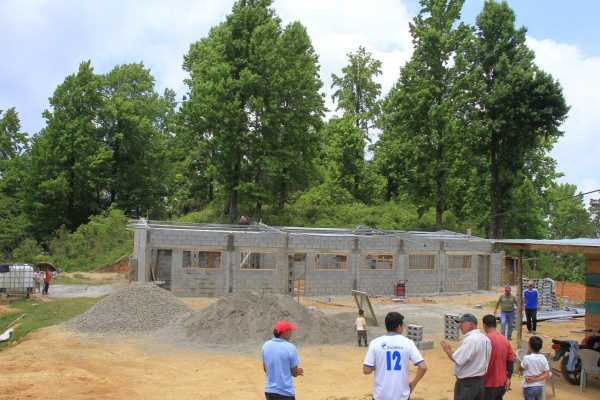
top-left (406, 324), bottom-right (434, 350)
top-left (406, 324), bottom-right (424, 342)
top-left (444, 313), bottom-right (460, 341)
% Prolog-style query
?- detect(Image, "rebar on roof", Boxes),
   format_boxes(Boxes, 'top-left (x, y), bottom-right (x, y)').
top-left (127, 219), bottom-right (485, 242)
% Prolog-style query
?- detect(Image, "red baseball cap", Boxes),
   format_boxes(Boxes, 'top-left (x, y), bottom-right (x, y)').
top-left (274, 320), bottom-right (297, 333)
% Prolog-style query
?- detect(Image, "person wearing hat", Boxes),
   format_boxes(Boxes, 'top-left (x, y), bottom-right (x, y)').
top-left (262, 320), bottom-right (303, 399)
top-left (440, 313), bottom-right (491, 400)
top-left (493, 285), bottom-right (519, 340)
top-left (363, 312), bottom-right (427, 400)
top-left (522, 281), bottom-right (539, 334)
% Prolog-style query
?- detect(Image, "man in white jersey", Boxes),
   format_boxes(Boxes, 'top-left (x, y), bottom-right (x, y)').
top-left (441, 313), bottom-right (492, 400)
top-left (363, 312), bottom-right (428, 400)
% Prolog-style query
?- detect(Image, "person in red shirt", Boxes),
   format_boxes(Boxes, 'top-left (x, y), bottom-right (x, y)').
top-left (42, 270), bottom-right (51, 294)
top-left (482, 314), bottom-right (514, 399)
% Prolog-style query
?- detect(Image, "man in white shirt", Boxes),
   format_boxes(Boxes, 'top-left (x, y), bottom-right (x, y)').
top-left (441, 313), bottom-right (492, 400)
top-left (363, 312), bottom-right (427, 400)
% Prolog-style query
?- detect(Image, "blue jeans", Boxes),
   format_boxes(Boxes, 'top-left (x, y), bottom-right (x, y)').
top-left (523, 386), bottom-right (542, 400)
top-left (500, 311), bottom-right (514, 338)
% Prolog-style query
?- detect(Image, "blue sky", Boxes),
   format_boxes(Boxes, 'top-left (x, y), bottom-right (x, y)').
top-left (1, 0), bottom-right (598, 204)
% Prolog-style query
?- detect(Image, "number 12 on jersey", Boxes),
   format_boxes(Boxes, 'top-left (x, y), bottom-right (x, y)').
top-left (385, 350), bottom-right (402, 371)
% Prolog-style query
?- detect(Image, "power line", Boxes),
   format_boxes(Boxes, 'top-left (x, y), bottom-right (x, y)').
top-left (491, 188), bottom-right (600, 218)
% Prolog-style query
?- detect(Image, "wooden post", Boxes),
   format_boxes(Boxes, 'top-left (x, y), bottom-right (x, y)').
top-left (517, 250), bottom-right (524, 342)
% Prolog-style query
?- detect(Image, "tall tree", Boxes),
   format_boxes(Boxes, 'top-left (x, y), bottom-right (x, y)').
top-left (374, 0), bottom-right (471, 229)
top-left (0, 107), bottom-right (28, 168)
top-left (259, 21), bottom-right (325, 212)
top-left (322, 115), bottom-right (366, 197)
top-left (471, 0), bottom-right (569, 240)
top-left (97, 63), bottom-right (171, 217)
top-left (331, 46), bottom-right (382, 135)
top-left (331, 46), bottom-right (381, 195)
top-left (589, 197), bottom-right (600, 238)
top-left (181, 0), bottom-right (324, 221)
top-left (23, 61), bottom-right (105, 237)
top-left (0, 108), bottom-right (30, 259)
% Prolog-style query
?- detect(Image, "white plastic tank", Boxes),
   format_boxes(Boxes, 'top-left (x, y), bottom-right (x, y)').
top-left (0, 264), bottom-right (34, 294)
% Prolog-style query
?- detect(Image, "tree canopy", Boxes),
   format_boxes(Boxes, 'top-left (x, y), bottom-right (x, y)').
top-left (0, 0), bottom-right (595, 281)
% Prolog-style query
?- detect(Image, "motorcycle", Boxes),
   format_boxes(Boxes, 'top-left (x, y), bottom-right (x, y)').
top-left (551, 329), bottom-right (600, 385)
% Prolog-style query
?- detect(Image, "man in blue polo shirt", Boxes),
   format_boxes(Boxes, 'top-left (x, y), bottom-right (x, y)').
top-left (262, 320), bottom-right (303, 400)
top-left (522, 281), bottom-right (539, 334)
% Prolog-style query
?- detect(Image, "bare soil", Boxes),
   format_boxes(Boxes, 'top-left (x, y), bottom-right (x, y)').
top-left (1, 277), bottom-right (598, 400)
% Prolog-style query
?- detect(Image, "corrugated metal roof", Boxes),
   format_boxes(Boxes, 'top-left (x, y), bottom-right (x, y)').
top-left (128, 219), bottom-right (487, 242)
top-left (495, 238), bottom-right (600, 247)
top-left (493, 238), bottom-right (600, 254)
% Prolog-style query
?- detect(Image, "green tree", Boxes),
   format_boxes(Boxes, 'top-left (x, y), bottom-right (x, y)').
top-left (181, 0), bottom-right (324, 221)
top-left (374, 0), bottom-right (472, 229)
top-left (546, 183), bottom-right (594, 239)
top-left (0, 109), bottom-right (33, 258)
top-left (0, 107), bottom-right (28, 167)
top-left (0, 193), bottom-right (31, 260)
top-left (331, 46), bottom-right (381, 195)
top-left (331, 46), bottom-right (382, 135)
top-left (22, 61), bottom-right (105, 238)
top-left (322, 115), bottom-right (366, 199)
top-left (47, 206), bottom-right (132, 271)
top-left (471, 0), bottom-right (569, 240)
top-left (261, 21), bottom-right (325, 212)
top-left (590, 197), bottom-right (600, 238)
top-left (97, 63), bottom-right (171, 218)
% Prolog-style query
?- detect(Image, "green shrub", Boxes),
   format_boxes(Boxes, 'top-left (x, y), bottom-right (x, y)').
top-left (47, 206), bottom-right (132, 272)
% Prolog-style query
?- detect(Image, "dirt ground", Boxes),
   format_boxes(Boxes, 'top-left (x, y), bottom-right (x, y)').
top-left (1, 278), bottom-right (598, 400)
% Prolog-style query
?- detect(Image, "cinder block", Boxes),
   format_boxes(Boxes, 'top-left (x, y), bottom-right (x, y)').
top-left (416, 340), bottom-right (434, 350)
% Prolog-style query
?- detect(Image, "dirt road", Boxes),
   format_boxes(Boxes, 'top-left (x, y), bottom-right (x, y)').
top-left (1, 283), bottom-right (598, 399)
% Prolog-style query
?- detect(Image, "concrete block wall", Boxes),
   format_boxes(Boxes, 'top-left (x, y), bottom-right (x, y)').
top-left (442, 267), bottom-right (479, 292)
top-left (171, 271), bottom-right (228, 297)
top-left (232, 248), bottom-right (288, 294)
top-left (303, 248), bottom-right (355, 296)
top-left (406, 268), bottom-right (442, 294)
top-left (290, 234), bottom-right (357, 296)
top-left (131, 222), bottom-right (500, 298)
top-left (233, 231), bottom-right (286, 248)
top-left (491, 252), bottom-right (502, 287)
top-left (356, 270), bottom-right (399, 296)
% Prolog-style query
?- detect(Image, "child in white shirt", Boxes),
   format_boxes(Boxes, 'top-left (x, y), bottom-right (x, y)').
top-left (519, 336), bottom-right (549, 400)
top-left (354, 309), bottom-right (368, 347)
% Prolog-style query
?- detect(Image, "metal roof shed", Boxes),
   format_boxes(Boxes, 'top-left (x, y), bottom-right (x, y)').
top-left (494, 238), bottom-right (600, 332)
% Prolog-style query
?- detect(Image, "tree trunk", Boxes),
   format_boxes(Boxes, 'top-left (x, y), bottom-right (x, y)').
top-left (489, 134), bottom-right (504, 245)
top-left (254, 202), bottom-right (261, 222)
top-left (227, 191), bottom-right (238, 222)
top-left (278, 176), bottom-right (286, 210)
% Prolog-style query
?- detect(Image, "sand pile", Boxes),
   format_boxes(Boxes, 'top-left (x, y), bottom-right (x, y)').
top-left (156, 291), bottom-right (357, 349)
top-left (64, 282), bottom-right (192, 334)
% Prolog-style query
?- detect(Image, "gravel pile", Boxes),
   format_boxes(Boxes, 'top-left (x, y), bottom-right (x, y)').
top-left (155, 291), bottom-right (357, 350)
top-left (63, 282), bottom-right (192, 334)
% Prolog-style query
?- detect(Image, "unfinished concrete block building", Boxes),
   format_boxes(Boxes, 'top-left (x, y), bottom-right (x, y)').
top-left (129, 219), bottom-right (502, 297)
